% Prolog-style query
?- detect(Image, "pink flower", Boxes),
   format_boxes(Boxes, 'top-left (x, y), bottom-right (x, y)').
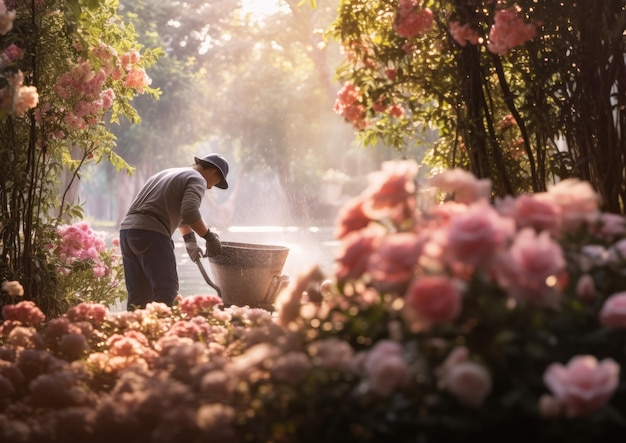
top-left (334, 82), bottom-right (369, 129)
top-left (487, 6), bottom-right (537, 55)
top-left (271, 352), bottom-right (312, 385)
top-left (66, 303), bottom-right (108, 324)
top-left (403, 275), bottom-right (463, 329)
top-left (599, 292), bottom-right (626, 328)
top-left (335, 225), bottom-right (384, 282)
top-left (497, 193), bottom-right (562, 234)
top-left (388, 104), bottom-right (404, 117)
top-left (428, 168), bottom-right (492, 204)
top-left (393, 0), bottom-right (434, 39)
top-left (444, 200), bottom-right (514, 267)
top-left (361, 159), bottom-right (419, 224)
top-left (436, 346), bottom-right (492, 407)
top-left (546, 178), bottom-right (600, 230)
top-left (2, 301), bottom-right (45, 326)
top-left (445, 362), bottom-right (492, 407)
top-left (494, 228), bottom-right (567, 309)
top-left (334, 195), bottom-right (370, 239)
top-left (120, 50), bottom-right (141, 68)
top-left (124, 67), bottom-right (152, 90)
top-left (449, 21), bottom-right (480, 47)
top-left (367, 231), bottom-right (424, 293)
top-left (13, 85), bottom-right (39, 115)
top-left (543, 355), bottom-right (620, 417)
top-left (1, 43), bottom-right (22, 63)
top-left (363, 340), bottom-right (410, 396)
top-left (180, 294), bottom-right (223, 317)
top-left (56, 222), bottom-right (107, 264)
top-left (308, 338), bottom-right (354, 372)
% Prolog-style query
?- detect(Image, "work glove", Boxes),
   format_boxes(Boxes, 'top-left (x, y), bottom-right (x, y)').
top-left (203, 230), bottom-right (222, 257)
top-left (183, 232), bottom-right (203, 261)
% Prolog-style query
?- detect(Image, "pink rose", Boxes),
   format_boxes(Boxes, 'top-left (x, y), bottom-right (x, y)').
top-left (494, 228), bottom-right (566, 309)
top-left (403, 275), bottom-right (463, 329)
top-left (361, 159), bottom-right (419, 224)
top-left (543, 355), bottom-right (620, 417)
top-left (546, 179), bottom-right (600, 230)
top-left (436, 347), bottom-right (492, 407)
top-left (363, 340), bottom-right (409, 396)
top-left (445, 200), bottom-right (514, 267)
top-left (367, 231), bottom-right (424, 293)
top-left (427, 168), bottom-right (492, 204)
top-left (445, 362), bottom-right (492, 407)
top-left (502, 193), bottom-right (562, 234)
top-left (335, 225), bottom-right (384, 281)
top-left (334, 196), bottom-right (370, 239)
top-left (600, 292), bottom-right (626, 328)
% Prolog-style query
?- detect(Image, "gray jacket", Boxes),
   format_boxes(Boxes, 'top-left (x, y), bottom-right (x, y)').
top-left (120, 167), bottom-right (207, 237)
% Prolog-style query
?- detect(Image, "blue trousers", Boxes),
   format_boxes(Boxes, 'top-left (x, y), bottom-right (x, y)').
top-left (120, 229), bottom-right (179, 310)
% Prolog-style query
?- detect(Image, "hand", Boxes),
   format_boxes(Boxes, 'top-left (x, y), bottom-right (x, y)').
top-left (203, 230), bottom-right (222, 257)
top-left (183, 232), bottom-right (203, 261)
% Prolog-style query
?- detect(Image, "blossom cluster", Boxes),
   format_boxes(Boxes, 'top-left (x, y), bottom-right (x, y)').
top-left (393, 0), bottom-right (434, 39)
top-left (333, 82), bottom-right (368, 129)
top-left (2, 161), bottom-right (626, 441)
top-left (41, 42), bottom-right (151, 136)
top-left (0, 3), bottom-right (39, 117)
top-left (55, 222), bottom-right (109, 276)
top-left (335, 2), bottom-right (538, 131)
top-left (51, 222), bottom-right (125, 307)
top-left (333, 160), bottom-right (626, 421)
top-left (390, 0), bottom-right (536, 55)
top-left (486, 6), bottom-right (537, 55)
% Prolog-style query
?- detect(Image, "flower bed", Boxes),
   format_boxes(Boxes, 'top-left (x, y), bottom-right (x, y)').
top-left (2, 160), bottom-right (626, 442)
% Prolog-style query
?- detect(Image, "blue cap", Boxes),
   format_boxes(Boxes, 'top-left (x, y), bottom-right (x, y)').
top-left (194, 153), bottom-right (229, 189)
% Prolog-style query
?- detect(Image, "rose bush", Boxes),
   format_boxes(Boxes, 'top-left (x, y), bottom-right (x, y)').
top-left (2, 159), bottom-right (626, 442)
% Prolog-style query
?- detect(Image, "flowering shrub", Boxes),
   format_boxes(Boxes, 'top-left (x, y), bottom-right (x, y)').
top-left (51, 222), bottom-right (125, 308)
top-left (2, 160), bottom-right (626, 441)
top-left (330, 0), bottom-right (626, 215)
top-left (0, 2), bottom-right (38, 118)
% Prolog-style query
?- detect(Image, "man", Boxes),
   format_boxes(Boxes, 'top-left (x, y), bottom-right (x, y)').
top-left (119, 153), bottom-right (229, 310)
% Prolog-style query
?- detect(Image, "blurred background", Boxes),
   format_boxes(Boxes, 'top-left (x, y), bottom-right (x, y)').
top-left (70, 0), bottom-right (427, 296)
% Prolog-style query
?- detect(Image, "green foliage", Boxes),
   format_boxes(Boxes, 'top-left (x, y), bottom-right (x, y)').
top-left (0, 0), bottom-right (162, 317)
top-left (53, 245), bottom-right (126, 310)
top-left (330, 0), bottom-right (626, 207)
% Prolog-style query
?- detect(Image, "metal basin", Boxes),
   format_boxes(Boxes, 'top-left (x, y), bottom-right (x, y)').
top-left (207, 241), bottom-right (289, 310)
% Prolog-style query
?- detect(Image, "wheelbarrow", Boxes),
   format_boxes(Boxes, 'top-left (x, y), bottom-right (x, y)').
top-left (193, 241), bottom-right (290, 311)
